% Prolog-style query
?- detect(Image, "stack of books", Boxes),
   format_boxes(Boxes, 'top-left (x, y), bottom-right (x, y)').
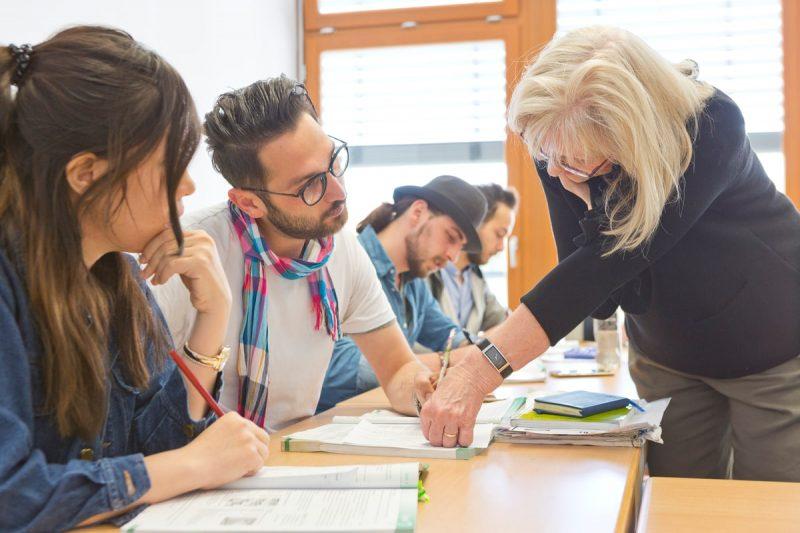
top-left (494, 391), bottom-right (670, 448)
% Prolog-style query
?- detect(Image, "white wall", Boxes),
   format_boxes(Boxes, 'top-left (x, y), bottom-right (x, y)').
top-left (0, 0), bottom-right (298, 211)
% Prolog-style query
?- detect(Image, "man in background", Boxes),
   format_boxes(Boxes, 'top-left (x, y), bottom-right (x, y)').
top-left (317, 176), bottom-right (487, 411)
top-left (428, 183), bottom-right (518, 340)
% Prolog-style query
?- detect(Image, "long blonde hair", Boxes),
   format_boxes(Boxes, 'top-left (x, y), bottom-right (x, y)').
top-left (508, 26), bottom-right (715, 255)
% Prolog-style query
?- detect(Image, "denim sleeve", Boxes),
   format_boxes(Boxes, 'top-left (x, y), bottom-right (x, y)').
top-left (416, 282), bottom-right (466, 351)
top-left (317, 337), bottom-right (362, 412)
top-left (131, 279), bottom-right (221, 455)
top-left (0, 288), bottom-right (152, 531)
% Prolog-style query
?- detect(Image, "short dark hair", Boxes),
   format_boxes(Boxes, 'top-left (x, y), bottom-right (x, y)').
top-left (477, 183), bottom-right (518, 220)
top-left (203, 75), bottom-right (317, 188)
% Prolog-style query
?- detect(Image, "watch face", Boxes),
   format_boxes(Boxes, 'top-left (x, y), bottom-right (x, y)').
top-left (485, 345), bottom-right (506, 368)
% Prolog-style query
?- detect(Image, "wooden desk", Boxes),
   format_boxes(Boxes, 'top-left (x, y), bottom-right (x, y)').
top-left (637, 477), bottom-right (800, 533)
top-left (88, 360), bottom-right (644, 532)
top-left (269, 408), bottom-right (643, 533)
top-left (332, 354), bottom-right (643, 532)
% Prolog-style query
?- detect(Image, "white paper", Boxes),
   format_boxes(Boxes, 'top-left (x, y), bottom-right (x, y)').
top-left (285, 423), bottom-right (354, 444)
top-left (538, 339), bottom-right (580, 362)
top-left (342, 420), bottom-right (495, 451)
top-left (122, 487), bottom-right (417, 532)
top-left (625, 398), bottom-right (670, 428)
top-left (221, 463), bottom-right (419, 490)
top-left (332, 397), bottom-right (524, 425)
top-left (504, 359), bottom-right (548, 383)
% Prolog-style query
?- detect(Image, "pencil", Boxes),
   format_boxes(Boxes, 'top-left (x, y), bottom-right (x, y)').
top-left (169, 349), bottom-right (225, 417)
top-left (436, 328), bottom-right (458, 387)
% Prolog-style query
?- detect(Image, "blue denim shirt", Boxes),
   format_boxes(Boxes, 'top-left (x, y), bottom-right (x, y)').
top-left (440, 262), bottom-right (474, 329)
top-left (317, 225), bottom-right (464, 411)
top-left (0, 247), bottom-right (219, 531)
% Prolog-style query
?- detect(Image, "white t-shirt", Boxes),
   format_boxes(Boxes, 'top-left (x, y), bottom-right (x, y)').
top-left (152, 203), bottom-right (395, 431)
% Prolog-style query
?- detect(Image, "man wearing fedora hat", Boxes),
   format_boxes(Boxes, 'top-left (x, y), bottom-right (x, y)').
top-left (317, 175), bottom-right (488, 411)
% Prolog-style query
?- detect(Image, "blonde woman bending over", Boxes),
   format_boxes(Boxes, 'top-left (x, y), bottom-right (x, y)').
top-left (417, 26), bottom-right (800, 481)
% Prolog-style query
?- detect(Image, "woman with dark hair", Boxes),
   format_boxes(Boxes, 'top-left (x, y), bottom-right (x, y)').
top-left (0, 27), bottom-right (268, 530)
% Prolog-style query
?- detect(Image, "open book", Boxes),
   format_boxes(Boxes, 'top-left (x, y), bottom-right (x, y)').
top-left (330, 396), bottom-right (526, 425)
top-left (122, 463), bottom-right (420, 532)
top-left (282, 419), bottom-right (493, 460)
top-left (282, 398), bottom-right (525, 460)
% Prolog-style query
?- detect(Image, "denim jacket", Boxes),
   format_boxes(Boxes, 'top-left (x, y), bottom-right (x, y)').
top-left (0, 247), bottom-right (219, 531)
top-left (317, 225), bottom-right (464, 411)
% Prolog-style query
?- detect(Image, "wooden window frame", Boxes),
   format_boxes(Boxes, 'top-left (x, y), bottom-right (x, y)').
top-left (304, 0), bottom-right (518, 31)
top-left (783, 0), bottom-right (800, 207)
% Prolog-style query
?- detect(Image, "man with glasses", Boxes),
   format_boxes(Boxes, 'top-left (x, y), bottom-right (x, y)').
top-left (152, 76), bottom-right (434, 431)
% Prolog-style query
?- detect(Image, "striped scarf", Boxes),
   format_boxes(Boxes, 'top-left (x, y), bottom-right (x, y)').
top-left (229, 201), bottom-right (340, 428)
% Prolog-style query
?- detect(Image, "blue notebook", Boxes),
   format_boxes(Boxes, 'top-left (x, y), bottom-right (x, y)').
top-left (533, 391), bottom-right (632, 418)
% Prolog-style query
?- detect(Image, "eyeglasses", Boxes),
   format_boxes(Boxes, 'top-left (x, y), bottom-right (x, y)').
top-left (241, 135), bottom-right (349, 206)
top-left (534, 150), bottom-right (618, 180)
top-left (290, 83), bottom-right (318, 117)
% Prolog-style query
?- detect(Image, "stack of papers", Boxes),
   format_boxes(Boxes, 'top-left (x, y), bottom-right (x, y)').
top-left (122, 463), bottom-right (420, 532)
top-left (494, 397), bottom-right (670, 448)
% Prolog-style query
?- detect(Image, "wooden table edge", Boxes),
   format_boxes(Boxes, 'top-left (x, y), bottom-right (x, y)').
top-left (615, 447), bottom-right (645, 533)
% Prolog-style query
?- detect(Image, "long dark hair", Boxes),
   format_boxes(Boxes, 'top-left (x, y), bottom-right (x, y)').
top-left (357, 196), bottom-right (444, 234)
top-left (0, 26), bottom-right (201, 440)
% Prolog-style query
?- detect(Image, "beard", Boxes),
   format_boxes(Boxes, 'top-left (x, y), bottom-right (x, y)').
top-left (404, 223), bottom-right (444, 279)
top-left (467, 250), bottom-right (489, 265)
top-left (264, 197), bottom-right (348, 241)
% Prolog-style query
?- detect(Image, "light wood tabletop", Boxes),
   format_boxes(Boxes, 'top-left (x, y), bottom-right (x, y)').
top-left (340, 350), bottom-right (640, 407)
top-left (636, 477), bottom-right (800, 533)
top-left (84, 355), bottom-right (644, 532)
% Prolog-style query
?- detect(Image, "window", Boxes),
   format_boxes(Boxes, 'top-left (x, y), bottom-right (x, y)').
top-left (320, 38), bottom-right (511, 304)
top-left (318, 0), bottom-right (500, 14)
top-left (304, 0), bottom-right (519, 30)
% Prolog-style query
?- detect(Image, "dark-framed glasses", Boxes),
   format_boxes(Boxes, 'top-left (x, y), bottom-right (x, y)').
top-left (241, 135), bottom-right (349, 207)
top-left (534, 149), bottom-right (617, 180)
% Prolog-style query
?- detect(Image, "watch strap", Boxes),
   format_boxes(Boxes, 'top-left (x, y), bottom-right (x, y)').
top-left (477, 338), bottom-right (513, 378)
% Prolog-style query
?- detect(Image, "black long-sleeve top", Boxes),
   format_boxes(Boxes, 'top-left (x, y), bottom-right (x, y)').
top-left (521, 89), bottom-right (800, 379)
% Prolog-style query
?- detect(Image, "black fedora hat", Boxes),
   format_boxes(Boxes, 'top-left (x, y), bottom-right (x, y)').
top-left (393, 175), bottom-right (488, 253)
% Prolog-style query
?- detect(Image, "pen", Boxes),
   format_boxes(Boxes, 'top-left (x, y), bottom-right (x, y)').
top-left (628, 399), bottom-right (646, 412)
top-left (169, 349), bottom-right (225, 417)
top-left (436, 328), bottom-right (458, 387)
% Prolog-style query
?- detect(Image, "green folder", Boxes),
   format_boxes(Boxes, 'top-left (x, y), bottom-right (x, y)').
top-left (513, 406), bottom-right (633, 431)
